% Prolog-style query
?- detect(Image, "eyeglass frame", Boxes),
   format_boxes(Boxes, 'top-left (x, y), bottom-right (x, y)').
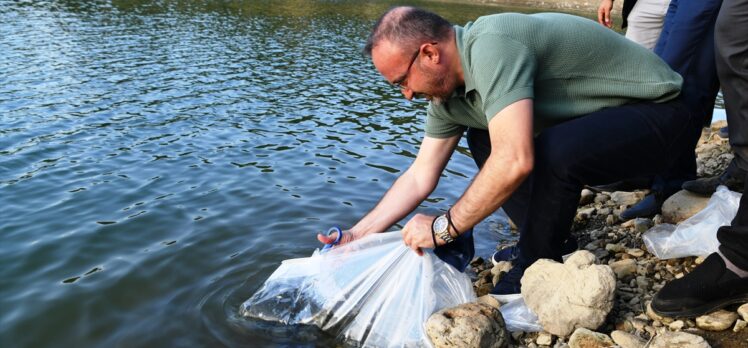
top-left (391, 49), bottom-right (420, 90)
top-left (390, 42), bottom-right (437, 91)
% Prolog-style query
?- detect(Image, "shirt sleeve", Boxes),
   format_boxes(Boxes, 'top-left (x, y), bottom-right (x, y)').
top-left (425, 104), bottom-right (467, 138)
top-left (469, 35), bottom-right (536, 123)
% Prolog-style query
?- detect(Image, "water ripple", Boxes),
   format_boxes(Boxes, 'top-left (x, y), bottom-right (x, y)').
top-left (0, 1), bottom-right (519, 347)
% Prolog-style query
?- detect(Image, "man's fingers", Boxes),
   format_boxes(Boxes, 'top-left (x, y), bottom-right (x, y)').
top-left (409, 243), bottom-right (422, 256)
top-left (317, 232), bottom-right (338, 244)
top-left (317, 233), bottom-right (330, 244)
top-left (597, 9), bottom-right (605, 25)
top-left (605, 11), bottom-right (612, 28)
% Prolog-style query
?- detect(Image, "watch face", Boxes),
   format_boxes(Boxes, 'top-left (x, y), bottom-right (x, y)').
top-left (434, 215), bottom-right (448, 233)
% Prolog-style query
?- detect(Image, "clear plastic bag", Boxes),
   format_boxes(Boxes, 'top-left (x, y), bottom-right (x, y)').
top-left (240, 231), bottom-right (476, 347)
top-left (499, 297), bottom-right (543, 332)
top-left (643, 186), bottom-right (742, 259)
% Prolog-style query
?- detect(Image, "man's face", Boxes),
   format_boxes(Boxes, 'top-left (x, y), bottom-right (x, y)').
top-left (371, 40), bottom-right (456, 104)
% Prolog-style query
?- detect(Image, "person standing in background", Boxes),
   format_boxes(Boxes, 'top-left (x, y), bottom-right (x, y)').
top-left (598, 0), bottom-right (670, 50)
top-left (652, 0), bottom-right (748, 316)
top-left (596, 0), bottom-right (724, 221)
top-left (620, 0), bottom-right (724, 220)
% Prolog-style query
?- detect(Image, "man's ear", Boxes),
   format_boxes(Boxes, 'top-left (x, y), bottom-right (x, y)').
top-left (421, 43), bottom-right (440, 64)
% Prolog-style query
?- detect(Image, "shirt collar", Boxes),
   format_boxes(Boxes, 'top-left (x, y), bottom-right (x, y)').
top-left (454, 24), bottom-right (475, 97)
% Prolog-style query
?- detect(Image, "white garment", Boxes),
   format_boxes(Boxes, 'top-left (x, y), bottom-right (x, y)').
top-left (625, 0), bottom-right (671, 49)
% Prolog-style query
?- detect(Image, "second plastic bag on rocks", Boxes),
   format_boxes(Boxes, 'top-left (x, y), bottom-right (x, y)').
top-left (240, 231), bottom-right (476, 347)
top-left (643, 185), bottom-right (742, 259)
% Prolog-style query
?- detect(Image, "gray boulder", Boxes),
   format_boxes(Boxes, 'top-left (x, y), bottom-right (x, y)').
top-left (661, 190), bottom-right (710, 224)
top-left (425, 303), bottom-right (508, 348)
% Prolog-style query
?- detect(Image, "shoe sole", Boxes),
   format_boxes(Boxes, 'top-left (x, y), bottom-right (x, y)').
top-left (651, 293), bottom-right (748, 318)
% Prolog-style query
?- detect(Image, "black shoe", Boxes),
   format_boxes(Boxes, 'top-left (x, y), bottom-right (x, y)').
top-left (682, 159), bottom-right (747, 195)
top-left (651, 253), bottom-right (748, 318)
top-left (619, 192), bottom-right (664, 221)
top-left (491, 237), bottom-right (578, 266)
top-left (588, 177), bottom-right (653, 193)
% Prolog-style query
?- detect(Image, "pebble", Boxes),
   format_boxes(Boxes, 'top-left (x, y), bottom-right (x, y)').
top-left (584, 241), bottom-right (600, 251)
top-left (733, 319), bottom-right (746, 333)
top-left (621, 219), bottom-right (636, 229)
top-left (610, 330), bottom-right (646, 348)
top-left (696, 309), bottom-right (739, 331)
top-left (649, 331), bottom-right (710, 348)
top-left (610, 191), bottom-right (643, 207)
top-left (537, 332), bottom-right (553, 346)
top-left (668, 320), bottom-right (684, 331)
top-left (633, 218), bottom-right (652, 233)
top-left (652, 214), bottom-right (663, 225)
top-left (477, 295), bottom-right (501, 310)
top-left (568, 328), bottom-right (614, 348)
top-left (646, 302), bottom-right (674, 324)
top-left (579, 189), bottom-right (595, 206)
top-left (626, 248), bottom-right (645, 258)
top-left (594, 194), bottom-right (610, 204)
top-left (576, 207), bottom-right (596, 220)
top-left (610, 259), bottom-right (637, 279)
top-left (631, 318), bottom-right (648, 331)
top-left (635, 276), bottom-right (649, 289)
top-left (491, 261), bottom-right (512, 276)
top-left (738, 303), bottom-right (748, 321)
top-left (605, 243), bottom-right (625, 253)
top-left (605, 215), bottom-right (616, 226)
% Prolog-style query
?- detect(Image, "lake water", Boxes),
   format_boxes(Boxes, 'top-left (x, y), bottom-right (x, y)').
top-left (0, 1), bottom-right (724, 347)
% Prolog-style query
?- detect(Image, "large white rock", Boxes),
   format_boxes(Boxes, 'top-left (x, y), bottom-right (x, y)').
top-left (661, 190), bottom-right (710, 224)
top-left (649, 331), bottom-right (711, 348)
top-left (425, 303), bottom-right (508, 348)
top-left (521, 251), bottom-right (616, 337)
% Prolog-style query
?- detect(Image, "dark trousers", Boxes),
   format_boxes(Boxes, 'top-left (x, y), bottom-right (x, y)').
top-left (650, 0), bottom-right (723, 194)
top-left (715, 0), bottom-right (748, 269)
top-left (467, 99), bottom-right (701, 264)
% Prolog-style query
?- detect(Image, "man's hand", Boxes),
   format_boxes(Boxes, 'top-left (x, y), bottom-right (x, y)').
top-left (317, 229), bottom-right (358, 247)
top-left (597, 0), bottom-right (614, 28)
top-left (402, 213), bottom-right (441, 256)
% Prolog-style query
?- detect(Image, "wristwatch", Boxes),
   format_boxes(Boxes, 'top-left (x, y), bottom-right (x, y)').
top-left (432, 214), bottom-right (455, 244)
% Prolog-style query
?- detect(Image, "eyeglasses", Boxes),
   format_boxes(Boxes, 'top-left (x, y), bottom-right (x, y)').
top-left (391, 49), bottom-right (420, 91)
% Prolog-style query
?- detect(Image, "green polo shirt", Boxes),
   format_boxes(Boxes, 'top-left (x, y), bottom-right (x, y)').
top-left (425, 12), bottom-right (683, 138)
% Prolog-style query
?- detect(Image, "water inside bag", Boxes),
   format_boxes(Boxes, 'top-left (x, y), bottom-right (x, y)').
top-left (240, 231), bottom-right (476, 347)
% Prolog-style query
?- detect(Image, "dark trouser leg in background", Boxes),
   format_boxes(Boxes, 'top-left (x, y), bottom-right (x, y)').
top-left (651, 0), bottom-right (748, 318)
top-left (622, 0), bottom-right (723, 220)
top-left (715, 0), bottom-right (748, 270)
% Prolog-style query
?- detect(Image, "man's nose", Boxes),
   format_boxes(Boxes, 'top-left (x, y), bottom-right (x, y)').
top-left (401, 88), bottom-right (414, 100)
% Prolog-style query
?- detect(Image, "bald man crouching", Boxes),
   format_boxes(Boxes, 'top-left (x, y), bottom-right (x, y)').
top-left (318, 6), bottom-right (700, 300)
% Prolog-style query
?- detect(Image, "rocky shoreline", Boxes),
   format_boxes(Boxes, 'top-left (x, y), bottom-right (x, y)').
top-left (443, 121), bottom-right (747, 347)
